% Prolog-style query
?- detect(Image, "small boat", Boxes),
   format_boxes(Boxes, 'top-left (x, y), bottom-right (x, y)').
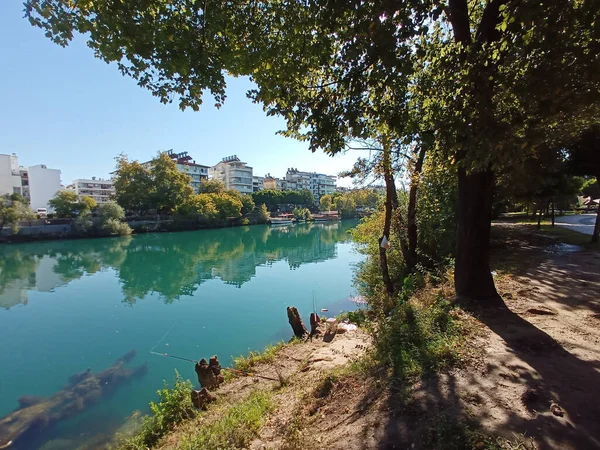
top-left (270, 218), bottom-right (294, 226)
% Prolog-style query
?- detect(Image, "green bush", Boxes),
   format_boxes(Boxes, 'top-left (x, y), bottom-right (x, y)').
top-left (292, 207), bottom-right (311, 221)
top-left (257, 203), bottom-right (270, 224)
top-left (118, 371), bottom-right (196, 450)
top-left (72, 215), bottom-right (93, 234)
top-left (240, 217), bottom-right (250, 225)
top-left (101, 218), bottom-right (132, 236)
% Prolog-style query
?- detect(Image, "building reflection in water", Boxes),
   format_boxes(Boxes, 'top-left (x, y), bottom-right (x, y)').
top-left (0, 221), bottom-right (356, 308)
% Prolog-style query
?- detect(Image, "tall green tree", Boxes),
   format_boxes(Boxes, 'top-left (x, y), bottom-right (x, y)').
top-left (26, 0), bottom-right (599, 303)
top-left (49, 191), bottom-right (95, 218)
top-left (150, 152), bottom-right (194, 214)
top-left (113, 155), bottom-right (153, 213)
top-left (199, 179), bottom-right (225, 194)
top-left (0, 194), bottom-right (34, 232)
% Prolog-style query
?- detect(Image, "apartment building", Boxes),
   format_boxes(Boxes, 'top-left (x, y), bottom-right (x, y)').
top-left (285, 168), bottom-right (336, 201)
top-left (209, 155), bottom-right (254, 194)
top-left (0, 153), bottom-right (23, 196)
top-left (28, 164), bottom-right (62, 211)
top-left (165, 150), bottom-right (209, 192)
top-left (70, 177), bottom-right (115, 204)
top-left (253, 176), bottom-right (264, 192)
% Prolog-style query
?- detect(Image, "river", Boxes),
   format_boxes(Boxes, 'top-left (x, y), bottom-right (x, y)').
top-left (0, 220), bottom-right (362, 449)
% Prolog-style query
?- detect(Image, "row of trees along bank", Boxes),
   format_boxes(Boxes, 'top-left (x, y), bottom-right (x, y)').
top-left (28, 0), bottom-right (599, 306)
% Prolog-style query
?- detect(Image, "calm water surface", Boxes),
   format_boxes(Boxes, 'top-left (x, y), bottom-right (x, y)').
top-left (0, 221), bottom-right (362, 449)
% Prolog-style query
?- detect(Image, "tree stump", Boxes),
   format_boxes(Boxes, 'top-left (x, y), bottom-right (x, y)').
top-left (195, 356), bottom-right (224, 390)
top-left (191, 388), bottom-right (216, 410)
top-left (309, 312), bottom-right (322, 340)
top-left (287, 306), bottom-right (308, 338)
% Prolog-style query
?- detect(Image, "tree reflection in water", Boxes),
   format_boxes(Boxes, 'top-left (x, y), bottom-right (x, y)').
top-left (0, 221), bottom-right (356, 307)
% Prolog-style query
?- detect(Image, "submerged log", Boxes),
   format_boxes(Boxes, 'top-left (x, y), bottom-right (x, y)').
top-left (0, 350), bottom-right (147, 449)
top-left (287, 306), bottom-right (308, 338)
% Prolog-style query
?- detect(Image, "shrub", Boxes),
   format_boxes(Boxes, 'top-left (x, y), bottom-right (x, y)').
top-left (118, 371), bottom-right (196, 450)
top-left (292, 207), bottom-right (311, 221)
top-left (101, 218), bottom-right (132, 236)
top-left (240, 217), bottom-right (250, 225)
top-left (98, 201), bottom-right (125, 220)
top-left (72, 215), bottom-right (93, 234)
top-left (257, 203), bottom-right (270, 224)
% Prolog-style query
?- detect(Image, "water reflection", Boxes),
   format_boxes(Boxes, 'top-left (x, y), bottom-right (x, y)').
top-left (0, 222), bottom-right (354, 307)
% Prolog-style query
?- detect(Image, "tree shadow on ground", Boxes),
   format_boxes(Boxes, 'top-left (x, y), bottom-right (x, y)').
top-left (330, 225), bottom-right (600, 449)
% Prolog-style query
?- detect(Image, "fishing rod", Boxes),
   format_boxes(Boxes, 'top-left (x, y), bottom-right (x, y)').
top-left (149, 350), bottom-right (279, 381)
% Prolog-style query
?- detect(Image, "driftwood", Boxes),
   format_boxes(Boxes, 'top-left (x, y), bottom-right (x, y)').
top-left (0, 349), bottom-right (147, 449)
top-left (287, 306), bottom-right (308, 338)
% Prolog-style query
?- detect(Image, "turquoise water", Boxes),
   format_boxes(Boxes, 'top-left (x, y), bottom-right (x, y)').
top-left (0, 221), bottom-right (361, 449)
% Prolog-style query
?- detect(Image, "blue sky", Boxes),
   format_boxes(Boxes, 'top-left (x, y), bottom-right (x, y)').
top-left (0, 2), bottom-right (358, 186)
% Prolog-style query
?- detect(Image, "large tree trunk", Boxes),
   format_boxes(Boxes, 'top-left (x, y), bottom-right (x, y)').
top-left (455, 168), bottom-right (500, 302)
top-left (593, 176), bottom-right (600, 243)
top-left (405, 145), bottom-right (427, 272)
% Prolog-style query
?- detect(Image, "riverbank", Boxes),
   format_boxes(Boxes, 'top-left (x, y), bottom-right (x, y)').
top-left (103, 223), bottom-right (599, 450)
top-left (0, 216), bottom-right (346, 244)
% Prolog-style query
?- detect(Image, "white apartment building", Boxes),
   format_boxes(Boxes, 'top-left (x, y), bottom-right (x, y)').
top-left (0, 153), bottom-right (23, 197)
top-left (71, 177), bottom-right (115, 204)
top-left (285, 168), bottom-right (336, 201)
top-left (165, 150), bottom-right (209, 192)
top-left (28, 164), bottom-right (62, 211)
top-left (253, 176), bottom-right (264, 192)
top-left (210, 155), bottom-right (254, 194)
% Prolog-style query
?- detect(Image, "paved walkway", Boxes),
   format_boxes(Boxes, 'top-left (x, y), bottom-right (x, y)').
top-left (554, 213), bottom-right (597, 235)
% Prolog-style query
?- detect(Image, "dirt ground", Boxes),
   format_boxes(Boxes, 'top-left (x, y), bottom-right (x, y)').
top-left (156, 224), bottom-right (600, 450)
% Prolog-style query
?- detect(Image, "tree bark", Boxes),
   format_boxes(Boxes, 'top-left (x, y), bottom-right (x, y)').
top-left (537, 203), bottom-right (543, 229)
top-left (455, 168), bottom-right (500, 302)
top-left (593, 176), bottom-right (600, 243)
top-left (551, 200), bottom-right (555, 227)
top-left (406, 145), bottom-right (427, 272)
top-left (380, 164), bottom-right (395, 296)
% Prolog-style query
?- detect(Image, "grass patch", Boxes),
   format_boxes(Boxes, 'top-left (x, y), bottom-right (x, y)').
top-left (178, 391), bottom-right (274, 450)
top-left (373, 285), bottom-right (473, 385)
top-left (230, 342), bottom-right (285, 374)
top-left (117, 371), bottom-right (196, 450)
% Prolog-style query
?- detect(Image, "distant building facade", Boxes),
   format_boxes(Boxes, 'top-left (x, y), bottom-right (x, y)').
top-left (285, 168), bottom-right (336, 201)
top-left (70, 177), bottom-right (115, 204)
top-left (209, 155), bottom-right (254, 194)
top-left (28, 164), bottom-right (62, 211)
top-left (0, 154), bottom-right (23, 197)
top-left (253, 176), bottom-right (264, 192)
top-left (165, 150), bottom-right (209, 193)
